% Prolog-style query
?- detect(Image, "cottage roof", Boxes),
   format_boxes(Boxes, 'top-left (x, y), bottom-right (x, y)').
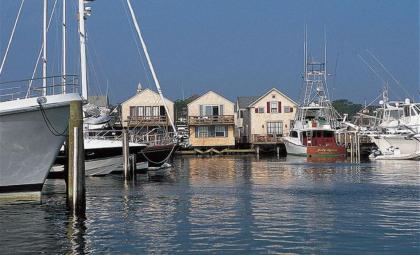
top-left (248, 88), bottom-right (297, 107)
top-left (237, 96), bottom-right (258, 109)
top-left (187, 90), bottom-right (234, 106)
top-left (121, 88), bottom-right (173, 105)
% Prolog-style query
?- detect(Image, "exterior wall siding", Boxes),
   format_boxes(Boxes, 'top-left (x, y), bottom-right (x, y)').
top-left (244, 89), bottom-right (297, 143)
top-left (187, 91), bottom-right (235, 147)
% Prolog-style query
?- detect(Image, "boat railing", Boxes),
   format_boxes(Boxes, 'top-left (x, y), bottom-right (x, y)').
top-left (132, 131), bottom-right (176, 146)
top-left (0, 75), bottom-right (79, 102)
top-left (84, 129), bottom-right (122, 141)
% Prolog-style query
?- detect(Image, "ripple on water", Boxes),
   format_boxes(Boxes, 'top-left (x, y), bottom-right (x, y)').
top-left (0, 156), bottom-right (419, 254)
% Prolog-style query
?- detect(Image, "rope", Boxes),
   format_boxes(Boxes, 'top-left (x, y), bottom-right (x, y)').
top-left (38, 100), bottom-right (68, 136)
top-left (140, 143), bottom-right (177, 165)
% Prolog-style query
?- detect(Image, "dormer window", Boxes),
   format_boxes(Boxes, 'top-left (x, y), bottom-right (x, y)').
top-left (270, 101), bottom-right (278, 113)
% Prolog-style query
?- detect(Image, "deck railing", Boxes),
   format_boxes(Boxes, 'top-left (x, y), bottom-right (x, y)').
top-left (0, 75), bottom-right (79, 102)
top-left (127, 115), bottom-right (168, 126)
top-left (252, 134), bottom-right (283, 143)
top-left (188, 115), bottom-right (234, 125)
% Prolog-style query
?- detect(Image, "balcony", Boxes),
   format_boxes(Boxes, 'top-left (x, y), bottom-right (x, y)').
top-left (188, 115), bottom-right (234, 125)
top-left (126, 115), bottom-right (168, 126)
top-left (252, 134), bottom-right (283, 144)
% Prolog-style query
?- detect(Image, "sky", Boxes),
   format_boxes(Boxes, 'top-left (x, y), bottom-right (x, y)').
top-left (0, 0), bottom-right (418, 104)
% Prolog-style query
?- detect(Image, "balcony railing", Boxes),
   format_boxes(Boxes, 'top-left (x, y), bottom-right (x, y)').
top-left (188, 115), bottom-right (234, 125)
top-left (127, 115), bottom-right (168, 126)
top-left (252, 134), bottom-right (283, 143)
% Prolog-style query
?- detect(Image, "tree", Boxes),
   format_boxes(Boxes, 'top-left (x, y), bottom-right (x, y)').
top-left (332, 99), bottom-right (363, 118)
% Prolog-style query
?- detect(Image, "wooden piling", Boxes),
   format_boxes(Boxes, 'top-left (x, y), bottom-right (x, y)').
top-left (67, 100), bottom-right (85, 216)
top-left (122, 128), bottom-right (130, 180)
top-left (130, 154), bottom-right (137, 180)
top-left (276, 146), bottom-right (280, 157)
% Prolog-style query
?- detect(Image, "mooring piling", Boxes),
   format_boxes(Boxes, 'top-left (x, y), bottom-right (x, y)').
top-left (129, 154), bottom-right (137, 181)
top-left (67, 100), bottom-right (85, 216)
top-left (122, 128), bottom-right (132, 180)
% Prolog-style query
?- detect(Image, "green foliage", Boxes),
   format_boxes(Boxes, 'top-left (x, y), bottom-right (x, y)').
top-left (332, 99), bottom-right (363, 118)
top-left (174, 94), bottom-right (200, 121)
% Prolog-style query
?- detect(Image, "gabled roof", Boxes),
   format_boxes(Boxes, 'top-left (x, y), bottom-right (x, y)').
top-left (121, 88), bottom-right (173, 105)
top-left (248, 87), bottom-right (297, 107)
top-left (237, 96), bottom-right (258, 109)
top-left (187, 90), bottom-right (234, 106)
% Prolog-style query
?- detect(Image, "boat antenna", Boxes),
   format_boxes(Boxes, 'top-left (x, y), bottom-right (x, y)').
top-left (125, 0), bottom-right (178, 136)
top-left (0, 0), bottom-right (25, 78)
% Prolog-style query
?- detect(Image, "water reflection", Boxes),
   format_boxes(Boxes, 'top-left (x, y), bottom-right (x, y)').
top-left (0, 156), bottom-right (418, 254)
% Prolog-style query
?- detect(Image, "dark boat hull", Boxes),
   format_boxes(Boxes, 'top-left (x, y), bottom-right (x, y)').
top-left (137, 144), bottom-right (178, 167)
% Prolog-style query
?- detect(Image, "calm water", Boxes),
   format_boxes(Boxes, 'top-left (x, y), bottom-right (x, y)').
top-left (1, 156), bottom-right (419, 254)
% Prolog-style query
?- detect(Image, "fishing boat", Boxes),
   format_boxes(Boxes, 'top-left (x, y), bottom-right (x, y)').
top-left (283, 30), bottom-right (346, 159)
top-left (367, 95), bottom-right (420, 160)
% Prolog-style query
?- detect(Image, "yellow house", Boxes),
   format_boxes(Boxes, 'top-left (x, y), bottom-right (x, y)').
top-left (243, 88), bottom-right (297, 143)
top-left (187, 91), bottom-right (235, 148)
top-left (120, 88), bottom-right (174, 133)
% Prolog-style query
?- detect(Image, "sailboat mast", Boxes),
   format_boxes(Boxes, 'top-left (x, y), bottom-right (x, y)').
top-left (78, 0), bottom-right (88, 99)
top-left (126, 0), bottom-right (178, 136)
top-left (62, 0), bottom-right (66, 93)
top-left (42, 0), bottom-right (47, 96)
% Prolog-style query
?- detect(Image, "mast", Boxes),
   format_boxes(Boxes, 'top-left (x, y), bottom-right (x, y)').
top-left (78, 0), bottom-right (88, 99)
top-left (43, 0), bottom-right (47, 96)
top-left (126, 0), bottom-right (178, 136)
top-left (62, 0), bottom-right (66, 93)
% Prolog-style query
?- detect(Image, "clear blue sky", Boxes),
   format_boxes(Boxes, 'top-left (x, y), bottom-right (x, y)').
top-left (0, 0), bottom-right (418, 104)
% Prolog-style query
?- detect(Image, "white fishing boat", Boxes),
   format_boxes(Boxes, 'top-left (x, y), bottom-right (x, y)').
top-left (368, 97), bottom-right (420, 160)
top-left (283, 29), bottom-right (346, 160)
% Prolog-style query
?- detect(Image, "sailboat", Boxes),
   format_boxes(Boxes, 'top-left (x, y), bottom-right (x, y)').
top-left (0, 1), bottom-right (82, 195)
top-left (283, 30), bottom-right (346, 159)
top-left (124, 0), bottom-right (179, 166)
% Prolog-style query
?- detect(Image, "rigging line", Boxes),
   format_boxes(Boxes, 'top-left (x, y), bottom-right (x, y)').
top-left (85, 26), bottom-right (108, 94)
top-left (85, 42), bottom-right (103, 97)
top-left (357, 54), bottom-right (387, 85)
top-left (26, 0), bottom-right (58, 98)
top-left (365, 49), bottom-right (412, 99)
top-left (121, 0), bottom-right (152, 88)
top-left (0, 0), bottom-right (25, 78)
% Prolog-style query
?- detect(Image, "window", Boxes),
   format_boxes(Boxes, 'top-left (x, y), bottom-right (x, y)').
top-left (137, 106), bottom-right (144, 116)
top-left (153, 106), bottom-right (159, 116)
top-left (239, 110), bottom-right (244, 118)
top-left (215, 126), bottom-right (227, 137)
top-left (284, 106), bottom-right (294, 113)
top-left (145, 106), bottom-right (152, 117)
top-left (195, 126), bottom-right (227, 138)
top-left (200, 105), bottom-right (224, 116)
top-left (267, 122), bottom-right (283, 135)
top-left (270, 102), bottom-right (278, 113)
top-left (196, 126), bottom-right (209, 138)
top-left (130, 106), bottom-right (137, 117)
top-left (290, 131), bottom-right (298, 137)
top-left (256, 107), bottom-right (264, 113)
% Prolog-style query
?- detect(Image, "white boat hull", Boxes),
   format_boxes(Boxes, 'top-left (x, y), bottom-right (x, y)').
top-left (0, 94), bottom-right (81, 193)
top-left (283, 137), bottom-right (307, 156)
top-left (369, 134), bottom-right (420, 160)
